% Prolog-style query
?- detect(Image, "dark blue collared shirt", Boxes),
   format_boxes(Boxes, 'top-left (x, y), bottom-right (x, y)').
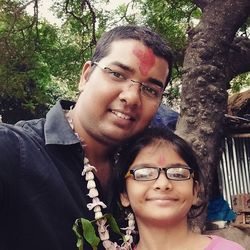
top-left (0, 100), bottom-right (114, 250)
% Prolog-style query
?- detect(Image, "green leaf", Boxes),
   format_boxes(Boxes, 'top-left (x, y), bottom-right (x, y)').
top-left (106, 214), bottom-right (124, 237)
top-left (81, 218), bottom-right (100, 249)
top-left (72, 219), bottom-right (84, 250)
top-left (73, 218), bottom-right (100, 250)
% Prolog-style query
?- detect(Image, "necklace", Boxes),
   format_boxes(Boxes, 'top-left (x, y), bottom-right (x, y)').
top-left (65, 109), bottom-right (135, 250)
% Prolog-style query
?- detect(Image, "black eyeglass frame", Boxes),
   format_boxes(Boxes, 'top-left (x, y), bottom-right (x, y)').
top-left (125, 165), bottom-right (194, 181)
top-left (92, 61), bottom-right (164, 99)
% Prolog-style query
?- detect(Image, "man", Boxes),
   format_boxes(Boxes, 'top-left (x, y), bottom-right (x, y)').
top-left (0, 25), bottom-right (173, 250)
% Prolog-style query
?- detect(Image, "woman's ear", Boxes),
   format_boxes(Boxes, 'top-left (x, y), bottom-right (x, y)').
top-left (78, 61), bottom-right (92, 92)
top-left (120, 192), bottom-right (130, 207)
top-left (192, 180), bottom-right (200, 205)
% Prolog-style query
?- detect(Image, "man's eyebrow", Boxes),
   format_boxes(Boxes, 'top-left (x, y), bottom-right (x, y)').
top-left (110, 61), bottom-right (135, 73)
top-left (148, 77), bottom-right (164, 89)
top-left (110, 61), bottom-right (164, 89)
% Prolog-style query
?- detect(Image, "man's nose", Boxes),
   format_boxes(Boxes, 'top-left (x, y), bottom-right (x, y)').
top-left (119, 81), bottom-right (142, 107)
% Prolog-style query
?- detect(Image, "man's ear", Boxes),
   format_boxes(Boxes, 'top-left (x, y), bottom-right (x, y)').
top-left (78, 61), bottom-right (92, 92)
top-left (120, 192), bottom-right (130, 207)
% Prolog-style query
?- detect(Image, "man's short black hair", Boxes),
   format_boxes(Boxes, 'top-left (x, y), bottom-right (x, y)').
top-left (91, 25), bottom-right (173, 87)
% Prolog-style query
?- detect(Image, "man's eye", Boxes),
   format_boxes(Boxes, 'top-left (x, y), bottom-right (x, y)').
top-left (141, 85), bottom-right (159, 97)
top-left (109, 70), bottom-right (126, 80)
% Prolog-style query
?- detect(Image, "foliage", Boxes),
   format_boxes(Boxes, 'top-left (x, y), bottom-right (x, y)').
top-left (73, 214), bottom-right (125, 250)
top-left (73, 218), bottom-right (100, 250)
top-left (0, 0), bottom-right (249, 122)
top-left (136, 0), bottom-right (201, 107)
top-left (0, 0), bottom-right (48, 121)
top-left (0, 0), bottom-right (88, 122)
top-left (230, 72), bottom-right (250, 93)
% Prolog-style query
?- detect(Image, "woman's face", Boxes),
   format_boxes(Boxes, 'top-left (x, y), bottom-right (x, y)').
top-left (120, 142), bottom-right (198, 227)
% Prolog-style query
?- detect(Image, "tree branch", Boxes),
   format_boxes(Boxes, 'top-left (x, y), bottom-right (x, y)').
top-left (85, 0), bottom-right (96, 46)
top-left (227, 37), bottom-right (250, 80)
top-left (4, 0), bottom-right (39, 39)
top-left (64, 0), bottom-right (97, 46)
top-left (194, 0), bottom-right (209, 10)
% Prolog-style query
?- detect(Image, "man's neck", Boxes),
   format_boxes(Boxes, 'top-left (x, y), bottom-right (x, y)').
top-left (82, 136), bottom-right (114, 190)
top-left (66, 107), bottom-right (115, 189)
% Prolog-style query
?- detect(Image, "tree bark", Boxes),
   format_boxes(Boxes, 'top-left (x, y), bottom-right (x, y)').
top-left (176, 0), bottom-right (250, 230)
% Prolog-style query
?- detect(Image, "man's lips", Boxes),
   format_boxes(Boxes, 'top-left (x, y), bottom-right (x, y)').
top-left (111, 110), bottom-right (136, 121)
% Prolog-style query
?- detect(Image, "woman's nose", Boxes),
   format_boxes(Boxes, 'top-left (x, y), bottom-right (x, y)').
top-left (153, 171), bottom-right (173, 190)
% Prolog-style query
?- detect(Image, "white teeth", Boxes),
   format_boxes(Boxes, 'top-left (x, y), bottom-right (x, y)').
top-left (112, 111), bottom-right (131, 120)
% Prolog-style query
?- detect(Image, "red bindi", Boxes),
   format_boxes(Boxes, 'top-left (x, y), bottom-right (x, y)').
top-left (133, 47), bottom-right (156, 76)
top-left (157, 155), bottom-right (166, 166)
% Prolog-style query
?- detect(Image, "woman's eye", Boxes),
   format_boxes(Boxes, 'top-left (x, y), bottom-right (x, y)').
top-left (172, 173), bottom-right (185, 178)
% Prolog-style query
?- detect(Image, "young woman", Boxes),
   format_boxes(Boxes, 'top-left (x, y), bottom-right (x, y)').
top-left (114, 126), bottom-right (245, 250)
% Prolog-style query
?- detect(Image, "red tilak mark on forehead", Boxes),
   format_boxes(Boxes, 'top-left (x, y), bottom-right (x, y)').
top-left (133, 47), bottom-right (156, 76)
top-left (157, 155), bottom-right (166, 165)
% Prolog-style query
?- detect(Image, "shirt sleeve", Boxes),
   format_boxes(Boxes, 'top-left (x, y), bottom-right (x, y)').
top-left (0, 125), bottom-right (21, 211)
top-left (205, 235), bottom-right (246, 250)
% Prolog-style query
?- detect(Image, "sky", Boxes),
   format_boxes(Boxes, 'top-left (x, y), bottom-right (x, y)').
top-left (26, 0), bottom-right (131, 26)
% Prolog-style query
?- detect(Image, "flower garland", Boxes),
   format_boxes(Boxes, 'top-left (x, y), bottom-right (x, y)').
top-left (65, 109), bottom-right (135, 250)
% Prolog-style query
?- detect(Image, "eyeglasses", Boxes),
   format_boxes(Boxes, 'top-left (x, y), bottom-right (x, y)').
top-left (125, 164), bottom-right (194, 181)
top-left (93, 62), bottom-right (163, 100)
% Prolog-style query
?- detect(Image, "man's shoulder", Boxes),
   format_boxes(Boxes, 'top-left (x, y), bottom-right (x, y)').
top-left (0, 119), bottom-right (47, 167)
top-left (0, 118), bottom-right (46, 143)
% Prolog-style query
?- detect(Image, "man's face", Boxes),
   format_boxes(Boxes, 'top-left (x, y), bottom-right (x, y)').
top-left (73, 39), bottom-right (169, 145)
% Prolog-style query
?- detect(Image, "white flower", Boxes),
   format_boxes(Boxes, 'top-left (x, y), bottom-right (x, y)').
top-left (96, 217), bottom-right (107, 227)
top-left (82, 164), bottom-right (96, 176)
top-left (87, 198), bottom-right (107, 210)
top-left (66, 114), bottom-right (133, 250)
top-left (95, 211), bottom-right (103, 220)
top-left (98, 225), bottom-right (110, 240)
top-left (88, 188), bottom-right (99, 198)
top-left (85, 171), bottom-right (94, 181)
top-left (87, 180), bottom-right (96, 189)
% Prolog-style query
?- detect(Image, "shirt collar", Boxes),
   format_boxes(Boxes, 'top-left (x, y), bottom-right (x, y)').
top-left (44, 100), bottom-right (80, 145)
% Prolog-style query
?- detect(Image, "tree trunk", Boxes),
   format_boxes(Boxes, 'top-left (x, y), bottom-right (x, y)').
top-left (175, 0), bottom-right (250, 230)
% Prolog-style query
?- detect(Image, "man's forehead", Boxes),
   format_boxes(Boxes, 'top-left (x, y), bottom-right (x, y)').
top-left (106, 40), bottom-right (157, 75)
top-left (133, 47), bottom-right (156, 76)
top-left (108, 39), bottom-right (149, 53)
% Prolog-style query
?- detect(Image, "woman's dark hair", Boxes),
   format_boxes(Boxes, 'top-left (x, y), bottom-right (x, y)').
top-left (91, 25), bottom-right (173, 86)
top-left (112, 126), bottom-right (206, 220)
